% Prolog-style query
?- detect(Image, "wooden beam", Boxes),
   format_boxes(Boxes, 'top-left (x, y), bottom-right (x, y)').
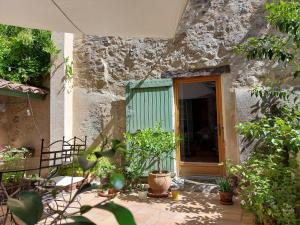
top-left (162, 65), bottom-right (231, 79)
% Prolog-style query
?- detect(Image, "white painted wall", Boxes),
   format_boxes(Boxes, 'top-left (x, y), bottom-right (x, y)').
top-left (50, 32), bottom-right (74, 143)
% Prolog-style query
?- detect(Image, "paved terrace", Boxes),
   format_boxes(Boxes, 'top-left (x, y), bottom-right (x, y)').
top-left (80, 191), bottom-right (255, 225)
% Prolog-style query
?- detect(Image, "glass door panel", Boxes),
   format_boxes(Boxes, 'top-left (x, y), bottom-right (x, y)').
top-left (178, 81), bottom-right (219, 163)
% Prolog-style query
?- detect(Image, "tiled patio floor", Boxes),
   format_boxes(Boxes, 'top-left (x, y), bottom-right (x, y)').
top-left (81, 191), bottom-right (255, 225)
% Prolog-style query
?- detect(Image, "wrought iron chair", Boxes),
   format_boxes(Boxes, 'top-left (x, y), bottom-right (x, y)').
top-left (36, 136), bottom-right (87, 224)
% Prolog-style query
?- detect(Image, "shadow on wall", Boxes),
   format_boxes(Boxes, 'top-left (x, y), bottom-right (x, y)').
top-left (88, 100), bottom-right (126, 151)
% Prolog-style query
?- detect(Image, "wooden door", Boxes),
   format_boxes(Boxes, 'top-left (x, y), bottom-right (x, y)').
top-left (174, 76), bottom-right (224, 176)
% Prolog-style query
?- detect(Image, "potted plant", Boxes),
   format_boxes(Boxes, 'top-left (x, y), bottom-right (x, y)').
top-left (100, 183), bottom-right (110, 195)
top-left (137, 184), bottom-right (148, 200)
top-left (125, 123), bottom-right (177, 197)
top-left (217, 177), bottom-right (234, 205)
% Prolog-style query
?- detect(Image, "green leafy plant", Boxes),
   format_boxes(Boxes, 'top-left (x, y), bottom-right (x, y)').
top-left (0, 146), bottom-right (31, 162)
top-left (235, 2), bottom-right (300, 223)
top-left (217, 178), bottom-right (232, 193)
top-left (58, 139), bottom-right (120, 179)
top-left (231, 154), bottom-right (298, 225)
top-left (64, 56), bottom-right (73, 80)
top-left (136, 184), bottom-right (148, 192)
top-left (92, 157), bottom-right (116, 180)
top-left (231, 86), bottom-right (300, 225)
top-left (0, 24), bottom-right (59, 86)
top-left (0, 146), bottom-right (31, 183)
top-left (235, 0), bottom-right (300, 79)
top-left (124, 123), bottom-right (177, 184)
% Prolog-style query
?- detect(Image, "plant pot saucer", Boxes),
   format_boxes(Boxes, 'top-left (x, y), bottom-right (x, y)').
top-left (220, 200), bottom-right (233, 205)
top-left (98, 191), bottom-right (117, 198)
top-left (147, 191), bottom-right (169, 198)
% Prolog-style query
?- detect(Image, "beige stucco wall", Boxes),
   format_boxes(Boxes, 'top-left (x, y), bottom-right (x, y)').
top-left (0, 94), bottom-right (50, 156)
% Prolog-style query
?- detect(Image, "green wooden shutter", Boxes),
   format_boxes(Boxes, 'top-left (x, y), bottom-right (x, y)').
top-left (126, 78), bottom-right (175, 175)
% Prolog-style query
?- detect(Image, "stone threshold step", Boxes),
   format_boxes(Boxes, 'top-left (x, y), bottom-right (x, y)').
top-left (173, 176), bottom-right (219, 193)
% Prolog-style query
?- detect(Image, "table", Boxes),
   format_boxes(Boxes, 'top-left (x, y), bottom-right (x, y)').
top-left (0, 157), bottom-right (41, 224)
top-left (0, 157), bottom-right (75, 224)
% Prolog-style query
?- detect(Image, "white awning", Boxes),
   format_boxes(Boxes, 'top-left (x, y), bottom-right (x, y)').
top-left (0, 0), bottom-right (188, 38)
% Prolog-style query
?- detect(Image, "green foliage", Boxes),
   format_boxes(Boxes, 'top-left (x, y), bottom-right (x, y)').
top-left (231, 154), bottom-right (298, 225)
top-left (95, 202), bottom-right (136, 225)
top-left (0, 24), bottom-right (58, 86)
top-left (8, 192), bottom-right (43, 225)
top-left (236, 35), bottom-right (293, 62)
top-left (236, 0), bottom-right (300, 78)
top-left (235, 1), bottom-right (300, 224)
top-left (92, 157), bottom-right (116, 179)
top-left (88, 139), bottom-right (122, 179)
top-left (64, 56), bottom-right (74, 80)
top-left (217, 178), bottom-right (232, 193)
top-left (0, 146), bottom-right (31, 183)
top-left (124, 123), bottom-right (177, 184)
top-left (110, 173), bottom-right (125, 190)
top-left (0, 146), bottom-right (31, 162)
top-left (237, 86), bottom-right (300, 159)
top-left (233, 86), bottom-right (300, 225)
top-left (266, 0), bottom-right (300, 47)
top-left (57, 161), bottom-right (83, 177)
top-left (58, 140), bottom-right (119, 179)
top-left (73, 202), bottom-right (136, 225)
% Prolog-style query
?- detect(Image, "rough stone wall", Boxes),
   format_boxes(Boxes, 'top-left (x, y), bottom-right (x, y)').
top-left (0, 95), bottom-right (50, 156)
top-left (72, 0), bottom-right (293, 161)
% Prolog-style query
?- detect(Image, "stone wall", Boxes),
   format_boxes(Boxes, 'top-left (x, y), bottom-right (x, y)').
top-left (0, 94), bottom-right (50, 156)
top-left (72, 0), bottom-right (295, 162)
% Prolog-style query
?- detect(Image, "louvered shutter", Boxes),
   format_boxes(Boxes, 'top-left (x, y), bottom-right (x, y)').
top-left (125, 78), bottom-right (175, 174)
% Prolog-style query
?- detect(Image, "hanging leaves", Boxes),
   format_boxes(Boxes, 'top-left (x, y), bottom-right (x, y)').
top-left (95, 202), bottom-right (136, 225)
top-left (7, 192), bottom-right (43, 225)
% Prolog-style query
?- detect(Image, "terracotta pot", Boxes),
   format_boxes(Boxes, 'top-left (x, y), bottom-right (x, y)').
top-left (98, 189), bottom-right (116, 198)
top-left (219, 191), bottom-right (233, 205)
top-left (148, 172), bottom-right (171, 195)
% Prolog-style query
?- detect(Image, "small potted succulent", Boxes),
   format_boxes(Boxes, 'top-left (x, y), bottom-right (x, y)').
top-left (217, 177), bottom-right (234, 205)
top-left (137, 184), bottom-right (148, 200)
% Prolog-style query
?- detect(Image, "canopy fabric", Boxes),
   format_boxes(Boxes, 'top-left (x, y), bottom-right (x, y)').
top-left (0, 0), bottom-right (188, 38)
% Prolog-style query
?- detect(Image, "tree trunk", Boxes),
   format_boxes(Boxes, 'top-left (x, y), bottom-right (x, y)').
top-left (157, 158), bottom-right (161, 173)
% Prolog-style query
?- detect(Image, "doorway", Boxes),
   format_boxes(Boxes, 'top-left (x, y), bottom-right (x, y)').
top-left (174, 76), bottom-right (224, 176)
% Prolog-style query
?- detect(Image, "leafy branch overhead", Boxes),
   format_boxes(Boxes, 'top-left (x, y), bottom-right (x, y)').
top-left (0, 24), bottom-right (59, 86)
top-left (236, 0), bottom-right (300, 78)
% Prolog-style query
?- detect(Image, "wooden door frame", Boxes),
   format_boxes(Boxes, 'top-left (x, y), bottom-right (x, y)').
top-left (173, 75), bottom-right (225, 176)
